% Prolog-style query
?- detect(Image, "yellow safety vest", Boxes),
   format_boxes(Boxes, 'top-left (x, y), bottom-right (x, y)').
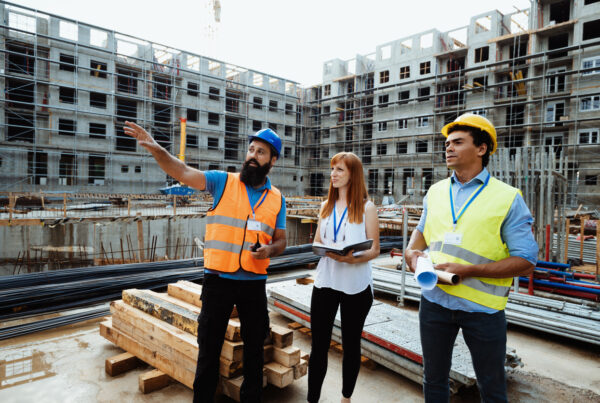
top-left (423, 176), bottom-right (520, 310)
top-left (204, 173), bottom-right (282, 275)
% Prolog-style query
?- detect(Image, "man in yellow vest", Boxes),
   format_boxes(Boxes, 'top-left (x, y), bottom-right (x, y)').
top-left (124, 122), bottom-right (287, 403)
top-left (404, 114), bottom-right (538, 402)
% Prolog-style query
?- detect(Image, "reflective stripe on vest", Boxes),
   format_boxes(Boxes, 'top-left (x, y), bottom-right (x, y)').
top-left (204, 172), bottom-right (282, 274)
top-left (423, 176), bottom-right (519, 310)
top-left (205, 215), bottom-right (275, 236)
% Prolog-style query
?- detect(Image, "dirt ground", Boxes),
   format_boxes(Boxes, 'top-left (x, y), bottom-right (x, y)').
top-left (0, 299), bottom-right (598, 403)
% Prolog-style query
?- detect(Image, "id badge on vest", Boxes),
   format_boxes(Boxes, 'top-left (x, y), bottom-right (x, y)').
top-left (247, 218), bottom-right (261, 231)
top-left (444, 232), bottom-right (463, 245)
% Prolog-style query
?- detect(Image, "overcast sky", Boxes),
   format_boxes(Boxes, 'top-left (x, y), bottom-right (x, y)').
top-left (11, 0), bottom-right (532, 86)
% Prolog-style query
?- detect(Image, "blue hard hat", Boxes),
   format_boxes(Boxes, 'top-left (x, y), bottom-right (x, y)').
top-left (248, 128), bottom-right (282, 158)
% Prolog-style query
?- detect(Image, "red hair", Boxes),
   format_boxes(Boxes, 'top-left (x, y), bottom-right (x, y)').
top-left (320, 152), bottom-right (369, 224)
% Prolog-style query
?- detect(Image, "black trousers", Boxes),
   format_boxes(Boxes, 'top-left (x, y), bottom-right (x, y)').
top-left (193, 273), bottom-right (269, 403)
top-left (307, 285), bottom-right (373, 403)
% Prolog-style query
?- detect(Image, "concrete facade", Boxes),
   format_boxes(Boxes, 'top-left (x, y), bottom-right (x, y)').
top-left (307, 0), bottom-right (600, 206)
top-left (1, 0), bottom-right (600, 207)
top-left (0, 1), bottom-right (303, 195)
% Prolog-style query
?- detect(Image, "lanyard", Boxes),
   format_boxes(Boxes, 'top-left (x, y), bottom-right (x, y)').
top-left (449, 173), bottom-right (490, 231)
top-left (332, 204), bottom-right (348, 243)
top-left (245, 185), bottom-right (269, 218)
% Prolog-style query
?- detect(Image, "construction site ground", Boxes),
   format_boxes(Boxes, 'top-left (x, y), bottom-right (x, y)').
top-left (1, 278), bottom-right (599, 403)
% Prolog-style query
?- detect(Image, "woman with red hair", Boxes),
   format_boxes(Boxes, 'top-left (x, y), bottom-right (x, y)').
top-left (307, 152), bottom-right (380, 403)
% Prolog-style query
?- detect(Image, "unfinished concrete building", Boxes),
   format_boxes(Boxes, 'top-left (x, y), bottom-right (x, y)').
top-left (0, 1), bottom-right (304, 195)
top-left (1, 0), bottom-right (600, 209)
top-left (306, 0), bottom-right (600, 207)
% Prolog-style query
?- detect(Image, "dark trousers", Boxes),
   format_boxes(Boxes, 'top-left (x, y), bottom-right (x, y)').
top-left (193, 274), bottom-right (269, 403)
top-left (419, 296), bottom-right (508, 403)
top-left (307, 285), bottom-right (373, 403)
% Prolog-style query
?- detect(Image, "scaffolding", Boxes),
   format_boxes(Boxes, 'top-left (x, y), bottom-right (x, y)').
top-left (304, 2), bottom-right (600, 211)
top-left (0, 1), bottom-right (304, 196)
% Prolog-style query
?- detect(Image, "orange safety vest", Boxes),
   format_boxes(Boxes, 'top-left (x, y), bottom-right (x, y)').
top-left (204, 172), bottom-right (282, 274)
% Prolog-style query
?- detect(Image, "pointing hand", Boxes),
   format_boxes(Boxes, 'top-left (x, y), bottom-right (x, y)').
top-left (123, 121), bottom-right (160, 153)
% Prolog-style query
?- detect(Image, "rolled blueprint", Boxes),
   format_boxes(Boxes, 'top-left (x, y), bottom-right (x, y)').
top-left (415, 256), bottom-right (461, 289)
top-left (415, 255), bottom-right (437, 290)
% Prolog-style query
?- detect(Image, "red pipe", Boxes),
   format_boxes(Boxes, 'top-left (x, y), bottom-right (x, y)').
top-left (520, 282), bottom-right (599, 301)
top-left (574, 273), bottom-right (597, 280)
top-left (564, 281), bottom-right (600, 290)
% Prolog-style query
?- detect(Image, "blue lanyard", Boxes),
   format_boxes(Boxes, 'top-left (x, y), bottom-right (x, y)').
top-left (245, 185), bottom-right (269, 218)
top-left (332, 204), bottom-right (348, 243)
top-left (449, 173), bottom-right (490, 231)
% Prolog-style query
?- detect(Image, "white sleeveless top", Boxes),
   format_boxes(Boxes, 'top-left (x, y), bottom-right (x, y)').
top-left (314, 201), bottom-right (373, 295)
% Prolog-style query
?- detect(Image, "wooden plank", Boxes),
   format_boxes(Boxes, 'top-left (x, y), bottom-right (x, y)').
top-left (221, 375), bottom-right (243, 402)
top-left (264, 362), bottom-right (294, 388)
top-left (270, 324), bottom-right (293, 348)
top-left (298, 327), bottom-right (312, 336)
top-left (99, 320), bottom-right (195, 389)
top-left (300, 351), bottom-right (310, 361)
top-left (110, 315), bottom-right (197, 374)
top-left (167, 281), bottom-right (237, 317)
top-left (105, 352), bottom-right (140, 376)
top-left (139, 369), bottom-right (171, 394)
top-left (221, 340), bottom-right (244, 362)
top-left (263, 344), bottom-right (274, 363)
top-left (286, 322), bottom-right (303, 330)
top-left (167, 281), bottom-right (203, 308)
top-left (137, 217), bottom-right (145, 262)
top-left (155, 292), bottom-right (201, 315)
top-left (292, 358), bottom-right (308, 380)
top-left (296, 277), bottom-right (314, 285)
top-left (272, 345), bottom-right (300, 367)
top-left (220, 371), bottom-right (268, 402)
top-left (225, 319), bottom-right (242, 342)
top-left (361, 355), bottom-right (377, 370)
top-left (333, 343), bottom-right (344, 353)
top-left (110, 300), bottom-right (198, 360)
top-left (219, 356), bottom-right (243, 378)
top-left (122, 289), bottom-right (199, 336)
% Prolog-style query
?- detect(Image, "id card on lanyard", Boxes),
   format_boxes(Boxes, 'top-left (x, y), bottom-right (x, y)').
top-left (246, 185), bottom-right (268, 231)
top-left (445, 174), bottom-right (490, 246)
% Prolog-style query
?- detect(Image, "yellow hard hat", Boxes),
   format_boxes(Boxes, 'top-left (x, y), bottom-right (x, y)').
top-left (441, 113), bottom-right (497, 155)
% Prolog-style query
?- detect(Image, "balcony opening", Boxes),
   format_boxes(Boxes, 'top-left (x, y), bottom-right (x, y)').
top-left (550, 0), bottom-right (570, 24)
top-left (6, 79), bottom-right (34, 109)
top-left (88, 155), bottom-right (105, 185)
top-left (116, 68), bottom-right (138, 94)
top-left (6, 111), bottom-right (34, 142)
top-left (27, 151), bottom-right (48, 185)
top-left (116, 98), bottom-right (137, 121)
top-left (6, 43), bottom-right (35, 75)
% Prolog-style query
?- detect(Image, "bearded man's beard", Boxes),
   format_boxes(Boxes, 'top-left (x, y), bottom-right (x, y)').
top-left (240, 158), bottom-right (272, 187)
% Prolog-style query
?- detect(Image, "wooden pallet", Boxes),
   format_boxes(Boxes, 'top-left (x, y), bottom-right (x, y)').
top-left (100, 280), bottom-right (307, 400)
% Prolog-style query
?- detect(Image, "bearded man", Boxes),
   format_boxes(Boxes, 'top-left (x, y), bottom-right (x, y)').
top-left (124, 122), bottom-right (287, 403)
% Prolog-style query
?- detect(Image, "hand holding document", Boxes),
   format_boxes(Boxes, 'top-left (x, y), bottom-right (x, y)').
top-left (415, 255), bottom-right (460, 290)
top-left (312, 240), bottom-right (373, 257)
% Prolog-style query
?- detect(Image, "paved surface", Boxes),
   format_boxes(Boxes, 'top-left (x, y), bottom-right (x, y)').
top-left (0, 285), bottom-right (598, 402)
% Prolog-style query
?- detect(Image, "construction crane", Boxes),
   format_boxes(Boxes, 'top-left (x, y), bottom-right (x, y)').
top-left (160, 1), bottom-right (222, 196)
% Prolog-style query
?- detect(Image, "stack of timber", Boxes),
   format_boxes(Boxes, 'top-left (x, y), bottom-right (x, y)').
top-left (99, 280), bottom-right (307, 400)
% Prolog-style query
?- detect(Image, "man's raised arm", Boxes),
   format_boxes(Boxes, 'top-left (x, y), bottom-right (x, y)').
top-left (123, 121), bottom-right (206, 190)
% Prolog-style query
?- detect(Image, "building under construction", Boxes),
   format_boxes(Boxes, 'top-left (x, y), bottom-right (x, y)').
top-left (305, 0), bottom-right (600, 210)
top-left (1, 0), bottom-right (600, 207)
top-left (0, 1), bottom-right (304, 196)
top-left (1, 2), bottom-right (600, 402)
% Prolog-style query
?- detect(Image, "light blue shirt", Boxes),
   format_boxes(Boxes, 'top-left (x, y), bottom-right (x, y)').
top-left (203, 170), bottom-right (286, 280)
top-left (416, 168), bottom-right (538, 313)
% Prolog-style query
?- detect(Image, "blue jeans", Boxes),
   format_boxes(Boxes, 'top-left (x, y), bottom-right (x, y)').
top-left (419, 296), bottom-right (507, 403)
